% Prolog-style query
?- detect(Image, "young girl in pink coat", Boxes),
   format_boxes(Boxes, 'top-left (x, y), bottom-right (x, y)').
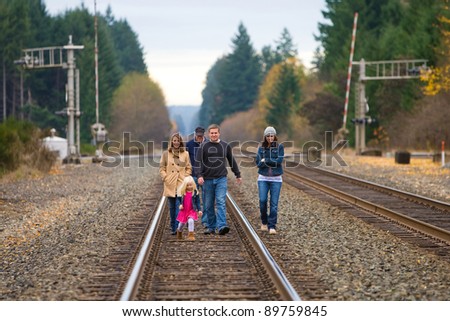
top-left (176, 176), bottom-right (202, 241)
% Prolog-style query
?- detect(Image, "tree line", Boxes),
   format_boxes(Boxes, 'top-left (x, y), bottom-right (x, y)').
top-left (199, 24), bottom-right (303, 140)
top-left (0, 0), bottom-right (170, 146)
top-left (1, 0), bottom-right (449, 154)
top-left (314, 0), bottom-right (448, 149)
top-left (201, 0), bottom-right (449, 150)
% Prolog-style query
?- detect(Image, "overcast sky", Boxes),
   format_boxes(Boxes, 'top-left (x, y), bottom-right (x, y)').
top-left (44, 0), bottom-right (327, 106)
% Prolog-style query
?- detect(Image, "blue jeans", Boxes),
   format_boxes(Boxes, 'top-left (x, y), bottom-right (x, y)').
top-left (193, 176), bottom-right (207, 226)
top-left (258, 180), bottom-right (282, 229)
top-left (203, 176), bottom-right (228, 230)
top-left (168, 196), bottom-right (181, 233)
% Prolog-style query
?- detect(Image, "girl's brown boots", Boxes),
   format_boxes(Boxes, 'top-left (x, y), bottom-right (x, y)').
top-left (186, 232), bottom-right (195, 241)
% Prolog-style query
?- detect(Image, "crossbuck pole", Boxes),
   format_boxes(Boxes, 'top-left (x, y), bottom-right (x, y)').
top-left (342, 12), bottom-right (359, 131)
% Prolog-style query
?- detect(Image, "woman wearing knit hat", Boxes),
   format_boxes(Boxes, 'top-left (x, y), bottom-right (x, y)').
top-left (255, 126), bottom-right (284, 234)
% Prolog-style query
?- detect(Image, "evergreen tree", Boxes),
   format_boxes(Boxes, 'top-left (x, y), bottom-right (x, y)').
top-left (275, 28), bottom-right (298, 59)
top-left (199, 57), bottom-right (226, 126)
top-left (105, 6), bottom-right (147, 75)
top-left (215, 23), bottom-right (262, 124)
top-left (265, 58), bottom-right (303, 137)
top-left (261, 45), bottom-right (280, 76)
top-left (28, 0), bottom-right (53, 47)
top-left (50, 6), bottom-right (123, 142)
top-left (0, 0), bottom-right (32, 121)
top-left (20, 1), bottom-right (62, 128)
top-left (311, 46), bottom-right (325, 71)
top-left (0, 1), bottom-right (152, 146)
top-left (261, 28), bottom-right (297, 76)
top-left (314, 0), bottom-right (442, 144)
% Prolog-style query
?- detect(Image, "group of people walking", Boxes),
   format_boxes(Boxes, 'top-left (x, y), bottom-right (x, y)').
top-left (159, 124), bottom-right (284, 240)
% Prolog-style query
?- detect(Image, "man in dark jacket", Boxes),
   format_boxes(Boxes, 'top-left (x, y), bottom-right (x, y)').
top-left (186, 126), bottom-right (207, 227)
top-left (196, 124), bottom-right (241, 235)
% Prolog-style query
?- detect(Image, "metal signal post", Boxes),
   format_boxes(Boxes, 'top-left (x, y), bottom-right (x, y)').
top-left (337, 13), bottom-right (428, 155)
top-left (64, 37), bottom-right (85, 163)
top-left (15, 36), bottom-right (84, 163)
top-left (353, 59), bottom-right (428, 155)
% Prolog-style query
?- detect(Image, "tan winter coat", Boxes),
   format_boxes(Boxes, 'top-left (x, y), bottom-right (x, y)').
top-left (159, 150), bottom-right (192, 197)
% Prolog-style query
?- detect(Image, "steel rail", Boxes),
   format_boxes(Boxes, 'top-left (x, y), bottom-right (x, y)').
top-left (226, 192), bottom-right (302, 301)
top-left (120, 196), bottom-right (167, 301)
top-left (286, 162), bottom-right (450, 213)
top-left (284, 170), bottom-right (450, 244)
top-left (238, 153), bottom-right (449, 212)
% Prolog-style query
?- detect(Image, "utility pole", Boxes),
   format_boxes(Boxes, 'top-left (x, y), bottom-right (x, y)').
top-left (91, 0), bottom-right (108, 163)
top-left (15, 36), bottom-right (84, 163)
top-left (95, 0), bottom-right (99, 126)
top-left (352, 59), bottom-right (428, 155)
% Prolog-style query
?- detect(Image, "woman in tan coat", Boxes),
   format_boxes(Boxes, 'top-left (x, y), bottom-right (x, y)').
top-left (160, 133), bottom-right (192, 234)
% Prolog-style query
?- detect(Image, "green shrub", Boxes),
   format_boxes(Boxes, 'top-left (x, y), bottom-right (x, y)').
top-left (0, 118), bottom-right (57, 176)
top-left (80, 143), bottom-right (96, 156)
top-left (0, 123), bottom-right (21, 172)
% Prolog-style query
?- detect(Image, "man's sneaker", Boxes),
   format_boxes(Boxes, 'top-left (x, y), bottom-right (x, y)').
top-left (218, 226), bottom-right (230, 235)
top-left (269, 228), bottom-right (277, 235)
top-left (204, 228), bottom-right (215, 235)
top-left (261, 224), bottom-right (268, 231)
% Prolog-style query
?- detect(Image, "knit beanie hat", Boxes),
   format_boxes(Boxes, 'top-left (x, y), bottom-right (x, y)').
top-left (264, 126), bottom-right (276, 136)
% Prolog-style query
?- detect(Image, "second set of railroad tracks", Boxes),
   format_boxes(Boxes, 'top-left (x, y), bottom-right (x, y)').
top-left (280, 160), bottom-right (450, 266)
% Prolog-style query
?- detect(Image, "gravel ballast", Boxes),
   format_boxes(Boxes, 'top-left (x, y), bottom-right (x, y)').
top-left (1, 155), bottom-right (449, 300)
top-left (325, 155), bottom-right (450, 203)
top-left (1, 159), bottom-right (160, 300)
top-left (231, 166), bottom-right (449, 300)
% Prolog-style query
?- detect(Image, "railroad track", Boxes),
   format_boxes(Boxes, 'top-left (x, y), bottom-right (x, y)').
top-left (84, 154), bottom-right (449, 301)
top-left (120, 194), bottom-right (300, 301)
top-left (80, 192), bottom-right (163, 300)
top-left (283, 161), bottom-right (450, 260)
top-left (227, 186), bottom-right (338, 300)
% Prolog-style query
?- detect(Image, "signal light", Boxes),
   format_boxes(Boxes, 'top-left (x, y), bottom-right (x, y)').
top-left (351, 117), bottom-right (377, 125)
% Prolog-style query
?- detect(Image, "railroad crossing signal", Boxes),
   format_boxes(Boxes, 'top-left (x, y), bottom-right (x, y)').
top-left (352, 59), bottom-right (428, 155)
top-left (351, 117), bottom-right (377, 125)
top-left (15, 36), bottom-right (84, 163)
top-left (91, 122), bottom-right (108, 163)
